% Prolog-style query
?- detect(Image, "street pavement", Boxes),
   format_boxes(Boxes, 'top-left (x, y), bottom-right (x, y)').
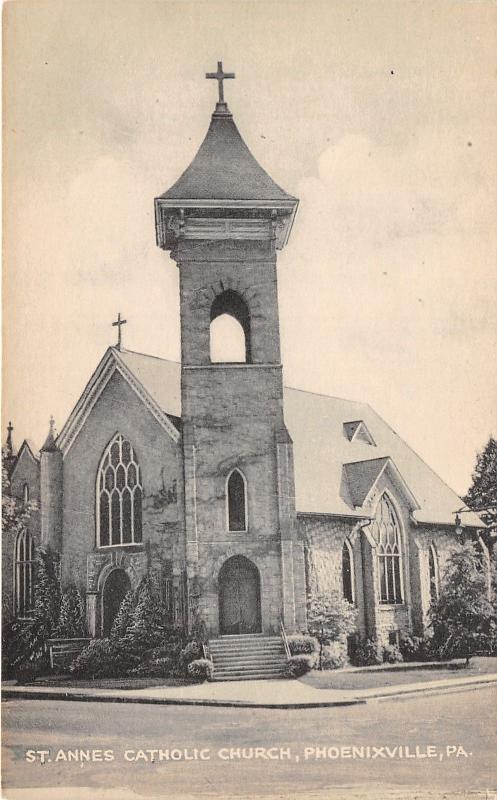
top-left (2, 685), bottom-right (496, 799)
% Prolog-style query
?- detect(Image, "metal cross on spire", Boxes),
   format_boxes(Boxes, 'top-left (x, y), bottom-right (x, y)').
top-left (112, 312), bottom-right (127, 350)
top-left (206, 61), bottom-right (235, 104)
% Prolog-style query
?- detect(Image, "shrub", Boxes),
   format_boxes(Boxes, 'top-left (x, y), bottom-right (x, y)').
top-left (110, 590), bottom-right (136, 640)
top-left (288, 635), bottom-right (318, 656)
top-left (352, 638), bottom-right (382, 667)
top-left (321, 641), bottom-right (347, 670)
top-left (430, 541), bottom-right (495, 665)
top-left (286, 654), bottom-right (314, 678)
top-left (56, 585), bottom-right (87, 639)
top-left (132, 657), bottom-right (174, 678)
top-left (307, 591), bottom-right (357, 670)
top-left (382, 645), bottom-right (403, 664)
top-left (12, 655), bottom-right (50, 684)
top-left (4, 547), bottom-right (61, 677)
top-left (70, 638), bottom-right (140, 678)
top-left (399, 634), bottom-right (432, 662)
top-left (142, 643), bottom-right (182, 662)
top-left (123, 578), bottom-right (168, 653)
top-left (179, 640), bottom-right (202, 671)
top-left (187, 658), bottom-right (214, 682)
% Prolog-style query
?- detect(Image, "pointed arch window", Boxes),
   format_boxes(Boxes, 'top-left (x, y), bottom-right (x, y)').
top-left (227, 469), bottom-right (247, 532)
top-left (342, 540), bottom-right (355, 604)
top-left (14, 529), bottom-right (34, 618)
top-left (428, 544), bottom-right (439, 602)
top-left (370, 493), bottom-right (404, 604)
top-left (23, 483), bottom-right (30, 506)
top-left (97, 434), bottom-right (143, 547)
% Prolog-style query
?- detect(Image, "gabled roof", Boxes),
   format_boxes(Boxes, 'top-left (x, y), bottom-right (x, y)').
top-left (343, 457), bottom-right (419, 510)
top-left (284, 387), bottom-right (482, 527)
top-left (56, 348), bottom-right (181, 455)
top-left (11, 440), bottom-right (40, 474)
top-left (54, 348), bottom-right (482, 529)
top-left (117, 349), bottom-right (181, 417)
top-left (158, 104), bottom-right (296, 203)
top-left (343, 457), bottom-right (390, 507)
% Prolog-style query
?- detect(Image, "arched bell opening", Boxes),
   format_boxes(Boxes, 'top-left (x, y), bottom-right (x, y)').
top-left (210, 290), bottom-right (252, 363)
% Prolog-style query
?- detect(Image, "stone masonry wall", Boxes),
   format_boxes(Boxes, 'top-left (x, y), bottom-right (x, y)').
top-left (298, 500), bottom-right (461, 649)
top-left (175, 236), bottom-right (303, 635)
top-left (298, 514), bottom-right (367, 637)
top-left (2, 450), bottom-right (41, 623)
top-left (60, 370), bottom-right (185, 608)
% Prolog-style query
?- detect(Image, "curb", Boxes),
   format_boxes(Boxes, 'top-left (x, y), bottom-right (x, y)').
top-left (1, 688), bottom-right (365, 709)
top-left (2, 674), bottom-right (496, 709)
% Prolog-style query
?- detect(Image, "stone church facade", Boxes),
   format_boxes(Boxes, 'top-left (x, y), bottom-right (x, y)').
top-left (3, 69), bottom-right (486, 651)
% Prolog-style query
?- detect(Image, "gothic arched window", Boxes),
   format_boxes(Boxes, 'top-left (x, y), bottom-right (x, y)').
top-left (14, 529), bottom-right (34, 618)
top-left (23, 483), bottom-right (30, 505)
top-left (210, 290), bottom-right (251, 363)
top-left (227, 469), bottom-right (247, 532)
top-left (428, 543), bottom-right (439, 602)
top-left (370, 493), bottom-right (404, 604)
top-left (342, 540), bottom-right (355, 604)
top-left (97, 434), bottom-right (143, 547)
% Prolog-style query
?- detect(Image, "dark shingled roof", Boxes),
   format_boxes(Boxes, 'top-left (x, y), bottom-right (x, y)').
top-left (343, 458), bottom-right (390, 507)
top-left (159, 105), bottom-right (296, 202)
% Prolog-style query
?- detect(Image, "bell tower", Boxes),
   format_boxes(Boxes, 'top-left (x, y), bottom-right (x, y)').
top-left (155, 63), bottom-right (306, 636)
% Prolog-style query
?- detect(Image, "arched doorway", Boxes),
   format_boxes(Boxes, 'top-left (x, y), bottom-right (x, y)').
top-left (102, 569), bottom-right (131, 637)
top-left (218, 556), bottom-right (261, 635)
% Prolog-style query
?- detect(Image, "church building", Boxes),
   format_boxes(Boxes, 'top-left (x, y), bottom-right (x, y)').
top-left (3, 65), bottom-right (485, 671)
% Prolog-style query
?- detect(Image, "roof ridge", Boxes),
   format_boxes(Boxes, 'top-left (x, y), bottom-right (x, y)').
top-left (118, 347), bottom-right (180, 365)
top-left (119, 349), bottom-right (364, 405)
top-left (284, 384), bottom-right (364, 404)
top-left (343, 456), bottom-right (390, 467)
top-left (363, 401), bottom-right (468, 502)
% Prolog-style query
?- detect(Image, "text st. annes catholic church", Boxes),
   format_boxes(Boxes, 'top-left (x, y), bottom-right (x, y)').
top-left (3, 64), bottom-right (485, 663)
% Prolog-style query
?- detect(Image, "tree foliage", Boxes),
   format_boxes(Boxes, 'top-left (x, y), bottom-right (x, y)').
top-left (307, 591), bottom-right (357, 670)
top-left (110, 589), bottom-right (136, 640)
top-left (123, 576), bottom-right (169, 652)
top-left (464, 436), bottom-right (497, 529)
top-left (4, 547), bottom-right (62, 674)
top-left (55, 585), bottom-right (87, 639)
top-left (1, 457), bottom-right (36, 541)
top-left (430, 541), bottom-right (495, 665)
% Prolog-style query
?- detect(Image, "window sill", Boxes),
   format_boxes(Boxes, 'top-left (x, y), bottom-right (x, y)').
top-left (96, 543), bottom-right (144, 550)
top-left (379, 602), bottom-right (405, 608)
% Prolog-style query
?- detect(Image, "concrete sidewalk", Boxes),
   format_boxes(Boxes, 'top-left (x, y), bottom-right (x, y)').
top-left (3, 671), bottom-right (497, 708)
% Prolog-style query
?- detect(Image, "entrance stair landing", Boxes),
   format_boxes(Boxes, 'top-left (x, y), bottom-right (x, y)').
top-left (208, 633), bottom-right (287, 682)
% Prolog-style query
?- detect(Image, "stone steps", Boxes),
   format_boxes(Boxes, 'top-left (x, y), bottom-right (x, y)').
top-left (208, 634), bottom-right (288, 682)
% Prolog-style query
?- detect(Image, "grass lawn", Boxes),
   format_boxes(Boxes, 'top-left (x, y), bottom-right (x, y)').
top-left (16, 675), bottom-right (191, 690)
top-left (299, 656), bottom-right (497, 691)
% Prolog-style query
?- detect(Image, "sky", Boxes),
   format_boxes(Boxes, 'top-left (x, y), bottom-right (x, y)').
top-left (3, 0), bottom-right (496, 496)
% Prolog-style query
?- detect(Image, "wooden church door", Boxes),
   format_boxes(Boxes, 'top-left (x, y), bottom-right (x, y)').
top-left (102, 568), bottom-right (131, 636)
top-left (219, 556), bottom-right (261, 635)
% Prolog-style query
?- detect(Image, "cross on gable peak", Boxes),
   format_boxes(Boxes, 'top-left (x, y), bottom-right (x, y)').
top-left (205, 60), bottom-right (235, 105)
top-left (112, 312), bottom-right (127, 351)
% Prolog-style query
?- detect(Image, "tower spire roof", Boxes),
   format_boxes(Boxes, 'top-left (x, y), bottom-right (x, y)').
top-left (41, 416), bottom-right (59, 452)
top-left (158, 61), bottom-right (296, 204)
top-left (159, 108), bottom-right (296, 204)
